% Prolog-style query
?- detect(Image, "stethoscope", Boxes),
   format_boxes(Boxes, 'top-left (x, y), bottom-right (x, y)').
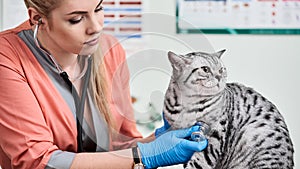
top-left (33, 18), bottom-right (91, 152)
top-left (33, 18), bottom-right (90, 81)
top-left (33, 19), bottom-right (65, 75)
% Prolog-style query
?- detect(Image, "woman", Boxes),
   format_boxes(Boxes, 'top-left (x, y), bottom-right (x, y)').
top-left (0, 0), bottom-right (208, 168)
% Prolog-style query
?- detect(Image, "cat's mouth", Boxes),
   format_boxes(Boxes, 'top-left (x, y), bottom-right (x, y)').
top-left (203, 81), bottom-right (219, 88)
top-left (192, 79), bottom-right (219, 88)
top-left (191, 79), bottom-right (202, 85)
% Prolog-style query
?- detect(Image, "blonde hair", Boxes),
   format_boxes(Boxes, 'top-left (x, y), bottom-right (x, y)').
top-left (90, 47), bottom-right (114, 129)
top-left (24, 0), bottom-right (60, 17)
top-left (24, 0), bottom-right (114, 129)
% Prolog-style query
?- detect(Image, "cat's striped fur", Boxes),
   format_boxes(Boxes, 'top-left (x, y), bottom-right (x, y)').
top-left (163, 50), bottom-right (294, 169)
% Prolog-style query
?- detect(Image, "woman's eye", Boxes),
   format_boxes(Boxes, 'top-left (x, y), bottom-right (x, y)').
top-left (201, 66), bottom-right (210, 73)
top-left (95, 6), bottom-right (104, 12)
top-left (69, 17), bottom-right (83, 24)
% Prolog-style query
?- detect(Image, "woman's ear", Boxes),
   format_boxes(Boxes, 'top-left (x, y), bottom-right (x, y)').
top-left (28, 7), bottom-right (43, 25)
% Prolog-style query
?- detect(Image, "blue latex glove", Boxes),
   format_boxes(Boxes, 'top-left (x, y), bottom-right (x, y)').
top-left (154, 112), bottom-right (171, 137)
top-left (138, 126), bottom-right (208, 169)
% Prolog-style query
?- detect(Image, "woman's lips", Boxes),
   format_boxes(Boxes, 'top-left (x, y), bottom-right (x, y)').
top-left (84, 37), bottom-right (99, 46)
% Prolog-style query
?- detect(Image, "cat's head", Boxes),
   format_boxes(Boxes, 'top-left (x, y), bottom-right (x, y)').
top-left (168, 49), bottom-right (227, 96)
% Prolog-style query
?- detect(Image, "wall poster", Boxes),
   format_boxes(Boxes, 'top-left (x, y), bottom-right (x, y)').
top-left (176, 0), bottom-right (300, 34)
top-left (102, 0), bottom-right (146, 55)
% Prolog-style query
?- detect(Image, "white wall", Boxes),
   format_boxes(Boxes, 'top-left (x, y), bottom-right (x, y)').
top-left (128, 0), bottom-right (300, 168)
top-left (0, 0), bottom-right (28, 31)
top-left (0, 0), bottom-right (2, 29)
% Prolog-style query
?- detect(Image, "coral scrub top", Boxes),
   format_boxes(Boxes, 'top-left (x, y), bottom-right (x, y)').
top-left (0, 21), bottom-right (142, 169)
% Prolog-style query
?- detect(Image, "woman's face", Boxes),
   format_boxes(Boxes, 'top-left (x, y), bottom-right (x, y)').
top-left (42, 0), bottom-right (104, 55)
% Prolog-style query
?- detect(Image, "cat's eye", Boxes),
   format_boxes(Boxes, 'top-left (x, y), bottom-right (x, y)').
top-left (219, 67), bottom-right (226, 74)
top-left (201, 66), bottom-right (210, 73)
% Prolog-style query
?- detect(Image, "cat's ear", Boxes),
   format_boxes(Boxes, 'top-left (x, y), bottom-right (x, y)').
top-left (168, 51), bottom-right (191, 70)
top-left (215, 49), bottom-right (226, 58)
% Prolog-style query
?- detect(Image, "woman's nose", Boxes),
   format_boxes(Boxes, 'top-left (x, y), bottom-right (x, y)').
top-left (86, 15), bottom-right (103, 35)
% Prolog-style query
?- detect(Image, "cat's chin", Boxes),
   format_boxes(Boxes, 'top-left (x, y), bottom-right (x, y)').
top-left (200, 88), bottom-right (223, 97)
top-left (201, 84), bottom-right (226, 96)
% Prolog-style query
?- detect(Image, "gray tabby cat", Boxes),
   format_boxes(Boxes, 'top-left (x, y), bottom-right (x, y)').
top-left (163, 50), bottom-right (294, 169)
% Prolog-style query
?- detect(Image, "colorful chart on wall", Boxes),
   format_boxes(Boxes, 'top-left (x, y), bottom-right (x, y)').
top-left (102, 0), bottom-right (146, 55)
top-left (102, 0), bottom-right (143, 38)
top-left (176, 0), bottom-right (300, 34)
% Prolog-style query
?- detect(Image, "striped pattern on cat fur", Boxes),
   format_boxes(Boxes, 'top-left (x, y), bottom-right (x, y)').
top-left (163, 50), bottom-right (294, 169)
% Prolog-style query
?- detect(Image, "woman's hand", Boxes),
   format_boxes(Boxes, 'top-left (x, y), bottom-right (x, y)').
top-left (138, 126), bottom-right (208, 169)
top-left (154, 112), bottom-right (170, 137)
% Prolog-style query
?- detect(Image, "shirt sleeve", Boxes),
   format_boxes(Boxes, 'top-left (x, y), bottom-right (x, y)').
top-left (0, 34), bottom-right (64, 168)
top-left (45, 150), bottom-right (75, 169)
top-left (101, 34), bottom-right (143, 150)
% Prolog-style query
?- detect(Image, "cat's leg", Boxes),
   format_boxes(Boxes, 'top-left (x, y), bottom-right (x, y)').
top-left (184, 152), bottom-right (211, 169)
top-left (184, 139), bottom-right (220, 169)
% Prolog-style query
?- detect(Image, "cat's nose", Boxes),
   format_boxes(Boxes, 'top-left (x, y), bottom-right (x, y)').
top-left (215, 75), bottom-right (221, 81)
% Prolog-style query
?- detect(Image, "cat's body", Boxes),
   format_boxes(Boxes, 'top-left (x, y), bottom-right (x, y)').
top-left (163, 50), bottom-right (294, 169)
